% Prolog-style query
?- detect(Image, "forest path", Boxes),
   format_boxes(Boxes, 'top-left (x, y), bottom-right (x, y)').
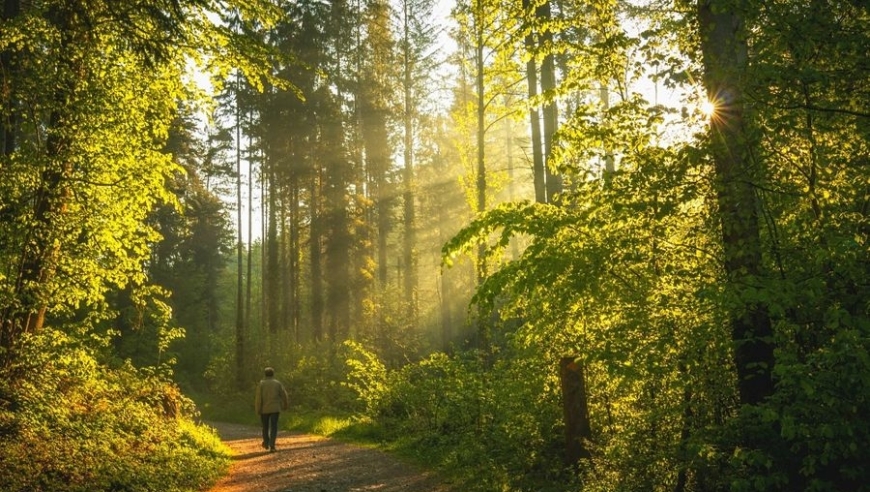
top-left (204, 421), bottom-right (451, 492)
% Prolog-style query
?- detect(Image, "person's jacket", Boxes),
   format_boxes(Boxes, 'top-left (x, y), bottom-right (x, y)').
top-left (255, 377), bottom-right (289, 414)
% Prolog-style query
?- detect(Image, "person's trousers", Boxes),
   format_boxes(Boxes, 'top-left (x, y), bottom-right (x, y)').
top-left (260, 412), bottom-right (279, 449)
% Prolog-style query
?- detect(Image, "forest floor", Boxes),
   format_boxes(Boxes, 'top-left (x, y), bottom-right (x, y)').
top-left (204, 421), bottom-right (453, 492)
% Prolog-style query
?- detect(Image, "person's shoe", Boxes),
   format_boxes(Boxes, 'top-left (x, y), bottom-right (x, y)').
top-left (262, 441), bottom-right (269, 449)
top-left (269, 446), bottom-right (276, 452)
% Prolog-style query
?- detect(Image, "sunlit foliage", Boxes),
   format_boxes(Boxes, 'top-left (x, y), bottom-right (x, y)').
top-left (0, 330), bottom-right (229, 492)
top-left (0, 0), bottom-right (283, 490)
top-left (344, 0), bottom-right (870, 490)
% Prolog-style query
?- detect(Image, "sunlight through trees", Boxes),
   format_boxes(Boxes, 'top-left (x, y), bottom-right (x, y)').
top-left (1, 0), bottom-right (869, 490)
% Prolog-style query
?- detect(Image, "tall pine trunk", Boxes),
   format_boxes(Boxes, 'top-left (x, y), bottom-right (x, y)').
top-left (401, 3), bottom-right (418, 323)
top-left (246, 127), bottom-right (254, 350)
top-left (324, 111), bottom-right (352, 343)
top-left (266, 151), bottom-right (280, 335)
top-left (310, 152), bottom-right (324, 343)
top-left (234, 73), bottom-right (245, 390)
top-left (288, 172), bottom-right (301, 343)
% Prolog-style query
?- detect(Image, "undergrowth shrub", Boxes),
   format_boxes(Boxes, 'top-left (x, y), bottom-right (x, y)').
top-left (0, 329), bottom-right (230, 492)
top-left (202, 338), bottom-right (358, 417)
top-left (288, 352), bottom-right (358, 411)
top-left (344, 341), bottom-right (571, 491)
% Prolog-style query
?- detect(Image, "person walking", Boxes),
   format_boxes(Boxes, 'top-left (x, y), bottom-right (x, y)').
top-left (254, 367), bottom-right (289, 452)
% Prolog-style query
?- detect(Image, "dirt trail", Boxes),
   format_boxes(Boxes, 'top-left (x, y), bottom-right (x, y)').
top-left (204, 421), bottom-right (451, 492)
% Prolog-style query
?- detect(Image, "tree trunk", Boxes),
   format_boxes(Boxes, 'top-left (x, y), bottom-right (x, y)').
top-left (324, 113), bottom-right (352, 343)
top-left (401, 3), bottom-right (418, 324)
top-left (261, 158), bottom-right (267, 342)
top-left (474, 3), bottom-right (489, 350)
top-left (504, 98), bottom-right (520, 260)
top-left (522, 0), bottom-right (546, 204)
top-left (246, 125), bottom-right (254, 345)
top-left (2, 5), bottom-right (82, 359)
top-left (560, 357), bottom-right (592, 464)
top-left (310, 158), bottom-right (324, 343)
top-left (289, 173), bottom-right (301, 344)
top-left (266, 152), bottom-right (280, 335)
top-left (234, 73), bottom-right (246, 390)
top-left (538, 0), bottom-right (561, 202)
top-left (698, 0), bottom-right (775, 405)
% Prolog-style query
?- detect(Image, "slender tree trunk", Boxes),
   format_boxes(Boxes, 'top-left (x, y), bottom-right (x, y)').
top-left (522, 0), bottom-right (546, 204)
top-left (374, 169), bottom-right (389, 287)
top-left (367, 115), bottom-right (390, 289)
top-left (356, 0), bottom-right (392, 292)
top-left (246, 124), bottom-right (254, 347)
top-left (280, 197), bottom-right (290, 336)
top-left (538, 0), bottom-right (561, 202)
top-left (289, 178), bottom-right (300, 343)
top-left (402, 4), bottom-right (418, 324)
top-left (346, 0), bottom-right (376, 341)
top-left (504, 97), bottom-right (520, 260)
top-left (474, 17), bottom-right (486, 248)
top-left (362, 100), bottom-right (391, 291)
top-left (474, 2), bottom-right (489, 351)
top-left (267, 152), bottom-right (280, 336)
top-left (324, 111), bottom-right (352, 343)
top-left (310, 154), bottom-right (324, 343)
top-left (698, 0), bottom-right (774, 405)
top-left (235, 73), bottom-right (246, 390)
top-left (261, 153), bottom-right (267, 341)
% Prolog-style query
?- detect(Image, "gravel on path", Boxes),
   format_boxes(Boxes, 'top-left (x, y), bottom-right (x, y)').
top-left (204, 421), bottom-right (452, 492)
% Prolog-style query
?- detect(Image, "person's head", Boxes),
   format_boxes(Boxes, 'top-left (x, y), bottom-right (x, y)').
top-left (264, 367), bottom-right (275, 378)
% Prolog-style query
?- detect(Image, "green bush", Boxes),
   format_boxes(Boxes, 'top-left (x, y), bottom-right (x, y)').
top-left (0, 329), bottom-right (230, 492)
top-left (343, 342), bottom-right (570, 491)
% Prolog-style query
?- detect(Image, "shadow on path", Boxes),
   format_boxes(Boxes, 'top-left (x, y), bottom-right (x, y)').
top-left (204, 421), bottom-right (451, 492)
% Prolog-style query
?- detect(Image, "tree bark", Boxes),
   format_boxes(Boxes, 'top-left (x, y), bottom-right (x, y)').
top-left (266, 151), bottom-right (280, 335)
top-left (522, 0), bottom-right (546, 204)
top-left (288, 172), bottom-right (301, 343)
top-left (474, 0), bottom-right (490, 350)
top-left (324, 113), bottom-right (351, 343)
top-left (246, 123), bottom-right (254, 347)
top-left (235, 73), bottom-right (246, 390)
top-left (560, 357), bottom-right (592, 464)
top-left (538, 0), bottom-right (561, 202)
top-left (310, 167), bottom-right (324, 343)
top-left (401, 1), bottom-right (418, 324)
top-left (698, 0), bottom-right (775, 405)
